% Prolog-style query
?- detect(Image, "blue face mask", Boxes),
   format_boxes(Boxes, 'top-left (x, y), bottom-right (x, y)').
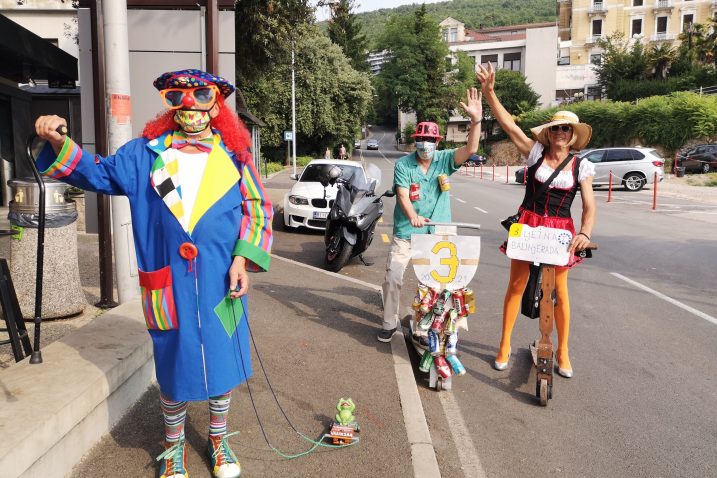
top-left (416, 141), bottom-right (436, 161)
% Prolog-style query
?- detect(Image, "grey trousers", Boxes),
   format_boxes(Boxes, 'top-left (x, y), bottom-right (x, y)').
top-left (381, 236), bottom-right (412, 330)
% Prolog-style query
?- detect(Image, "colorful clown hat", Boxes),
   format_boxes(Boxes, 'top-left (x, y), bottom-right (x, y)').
top-left (153, 69), bottom-right (235, 98)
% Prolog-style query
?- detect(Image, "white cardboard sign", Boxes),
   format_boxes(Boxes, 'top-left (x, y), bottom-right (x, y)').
top-left (410, 234), bottom-right (480, 290)
top-left (505, 224), bottom-right (572, 266)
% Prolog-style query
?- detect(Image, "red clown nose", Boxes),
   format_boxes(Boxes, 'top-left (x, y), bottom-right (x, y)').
top-left (182, 94), bottom-right (195, 108)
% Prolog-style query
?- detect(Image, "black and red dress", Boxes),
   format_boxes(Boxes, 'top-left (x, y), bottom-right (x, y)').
top-left (502, 143), bottom-right (595, 268)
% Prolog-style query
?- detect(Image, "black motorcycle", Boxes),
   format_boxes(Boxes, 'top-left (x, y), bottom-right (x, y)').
top-left (320, 164), bottom-right (394, 272)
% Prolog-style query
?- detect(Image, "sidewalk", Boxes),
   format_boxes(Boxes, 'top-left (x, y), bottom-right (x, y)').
top-left (0, 212), bottom-right (433, 477)
top-left (69, 256), bottom-right (419, 477)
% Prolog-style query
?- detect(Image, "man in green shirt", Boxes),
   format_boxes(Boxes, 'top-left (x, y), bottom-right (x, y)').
top-left (379, 87), bottom-right (483, 342)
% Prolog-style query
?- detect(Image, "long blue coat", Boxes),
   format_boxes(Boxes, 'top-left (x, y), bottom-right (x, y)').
top-left (37, 131), bottom-right (273, 401)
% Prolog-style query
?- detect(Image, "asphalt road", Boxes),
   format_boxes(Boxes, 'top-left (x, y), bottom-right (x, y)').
top-left (266, 127), bottom-right (717, 478)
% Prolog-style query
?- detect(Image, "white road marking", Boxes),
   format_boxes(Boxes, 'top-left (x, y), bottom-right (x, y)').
top-left (611, 273), bottom-right (717, 326)
top-left (454, 197), bottom-right (466, 203)
top-left (439, 391), bottom-right (487, 478)
top-left (473, 206), bottom-right (488, 214)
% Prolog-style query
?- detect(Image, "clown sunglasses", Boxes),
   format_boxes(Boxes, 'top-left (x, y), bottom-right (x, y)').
top-left (159, 85), bottom-right (219, 110)
top-left (549, 125), bottom-right (572, 133)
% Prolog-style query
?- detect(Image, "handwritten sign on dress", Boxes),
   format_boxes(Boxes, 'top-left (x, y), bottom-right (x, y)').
top-left (506, 224), bottom-right (572, 266)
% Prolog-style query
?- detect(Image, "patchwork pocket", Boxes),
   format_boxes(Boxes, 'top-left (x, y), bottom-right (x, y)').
top-left (138, 266), bottom-right (178, 331)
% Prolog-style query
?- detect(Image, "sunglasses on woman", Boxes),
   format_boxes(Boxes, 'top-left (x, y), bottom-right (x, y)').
top-left (159, 85), bottom-right (219, 110)
top-left (549, 125), bottom-right (572, 133)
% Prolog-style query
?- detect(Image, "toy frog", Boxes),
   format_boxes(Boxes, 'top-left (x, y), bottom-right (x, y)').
top-left (335, 398), bottom-right (359, 431)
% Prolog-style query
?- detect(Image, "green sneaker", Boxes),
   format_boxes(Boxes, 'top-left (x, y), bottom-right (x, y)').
top-left (157, 437), bottom-right (188, 478)
top-left (207, 432), bottom-right (241, 478)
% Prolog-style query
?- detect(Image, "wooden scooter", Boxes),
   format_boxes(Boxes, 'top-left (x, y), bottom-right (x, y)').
top-left (527, 244), bottom-right (597, 406)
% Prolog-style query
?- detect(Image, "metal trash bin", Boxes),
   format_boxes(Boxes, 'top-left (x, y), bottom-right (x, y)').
top-left (675, 166), bottom-right (686, 178)
top-left (7, 178), bottom-right (86, 319)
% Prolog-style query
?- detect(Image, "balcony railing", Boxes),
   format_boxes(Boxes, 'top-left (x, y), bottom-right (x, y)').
top-left (585, 34), bottom-right (604, 44)
top-left (651, 32), bottom-right (676, 41)
top-left (588, 3), bottom-right (608, 15)
top-left (654, 0), bottom-right (673, 10)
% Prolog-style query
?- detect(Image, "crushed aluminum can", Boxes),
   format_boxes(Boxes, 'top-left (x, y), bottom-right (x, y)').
top-left (419, 350), bottom-right (434, 373)
top-left (412, 284), bottom-right (429, 311)
top-left (463, 288), bottom-right (476, 314)
top-left (444, 309), bottom-right (458, 336)
top-left (446, 354), bottom-right (466, 376)
top-left (418, 310), bottom-right (435, 330)
top-left (452, 289), bottom-right (465, 316)
top-left (428, 329), bottom-right (441, 356)
top-left (446, 332), bottom-right (458, 355)
top-left (419, 288), bottom-right (438, 314)
top-left (434, 355), bottom-right (453, 379)
top-left (430, 310), bottom-right (446, 332)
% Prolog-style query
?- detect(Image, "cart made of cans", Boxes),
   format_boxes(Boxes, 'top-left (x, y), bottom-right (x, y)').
top-left (408, 222), bottom-right (480, 391)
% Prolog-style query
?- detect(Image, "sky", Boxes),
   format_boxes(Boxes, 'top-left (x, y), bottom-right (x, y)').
top-left (313, 0), bottom-right (447, 22)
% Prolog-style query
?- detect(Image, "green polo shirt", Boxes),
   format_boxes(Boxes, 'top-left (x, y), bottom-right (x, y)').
top-left (392, 149), bottom-right (459, 239)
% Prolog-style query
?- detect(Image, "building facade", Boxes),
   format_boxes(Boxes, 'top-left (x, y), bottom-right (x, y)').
top-left (440, 18), bottom-right (558, 141)
top-left (557, 0), bottom-right (717, 100)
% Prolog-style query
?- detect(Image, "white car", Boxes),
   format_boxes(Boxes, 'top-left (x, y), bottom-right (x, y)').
top-left (580, 147), bottom-right (665, 191)
top-left (282, 159), bottom-right (367, 230)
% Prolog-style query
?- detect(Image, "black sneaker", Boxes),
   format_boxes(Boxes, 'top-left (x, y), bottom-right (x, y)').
top-left (377, 328), bottom-right (398, 343)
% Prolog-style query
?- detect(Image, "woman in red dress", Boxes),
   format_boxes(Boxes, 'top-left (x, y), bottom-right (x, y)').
top-left (477, 64), bottom-right (596, 378)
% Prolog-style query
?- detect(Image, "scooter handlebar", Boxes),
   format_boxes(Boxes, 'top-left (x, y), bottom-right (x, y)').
top-left (426, 221), bottom-right (481, 230)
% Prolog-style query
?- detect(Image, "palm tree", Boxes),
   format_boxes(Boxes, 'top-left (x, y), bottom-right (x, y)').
top-left (647, 43), bottom-right (676, 80)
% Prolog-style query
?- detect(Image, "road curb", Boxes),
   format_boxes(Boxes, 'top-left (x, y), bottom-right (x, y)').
top-left (271, 253), bottom-right (440, 478)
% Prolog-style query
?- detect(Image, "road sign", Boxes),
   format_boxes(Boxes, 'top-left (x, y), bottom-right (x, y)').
top-left (284, 131), bottom-right (293, 141)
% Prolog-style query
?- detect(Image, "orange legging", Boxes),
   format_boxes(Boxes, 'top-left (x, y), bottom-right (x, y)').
top-left (497, 259), bottom-right (572, 371)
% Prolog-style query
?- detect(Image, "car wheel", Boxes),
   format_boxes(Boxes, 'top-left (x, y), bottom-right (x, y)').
top-left (281, 213), bottom-right (296, 231)
top-left (623, 173), bottom-right (646, 191)
top-left (701, 162), bottom-right (710, 174)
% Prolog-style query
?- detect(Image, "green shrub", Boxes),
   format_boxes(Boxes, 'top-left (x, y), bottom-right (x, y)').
top-left (296, 156), bottom-right (313, 166)
top-left (264, 161), bottom-right (285, 175)
top-left (517, 92), bottom-right (717, 154)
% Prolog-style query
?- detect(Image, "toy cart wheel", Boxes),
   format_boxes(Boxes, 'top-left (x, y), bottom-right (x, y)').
top-left (436, 379), bottom-right (442, 391)
top-left (537, 378), bottom-right (549, 406)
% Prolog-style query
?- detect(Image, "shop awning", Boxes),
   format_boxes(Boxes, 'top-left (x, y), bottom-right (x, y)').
top-left (0, 14), bottom-right (78, 84)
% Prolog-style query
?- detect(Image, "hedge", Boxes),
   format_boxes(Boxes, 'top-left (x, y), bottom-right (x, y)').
top-left (517, 92), bottom-right (717, 154)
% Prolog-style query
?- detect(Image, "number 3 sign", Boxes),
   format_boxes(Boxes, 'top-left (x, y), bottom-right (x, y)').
top-left (410, 234), bottom-right (481, 291)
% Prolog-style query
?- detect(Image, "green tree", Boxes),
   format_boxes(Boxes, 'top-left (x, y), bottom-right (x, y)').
top-left (328, 0), bottom-right (370, 72)
top-left (235, 0), bottom-right (314, 86)
top-left (243, 27), bottom-right (373, 157)
top-left (595, 33), bottom-right (648, 96)
top-left (375, 6), bottom-right (452, 124)
top-left (489, 69), bottom-right (539, 116)
top-left (647, 43), bottom-right (677, 80)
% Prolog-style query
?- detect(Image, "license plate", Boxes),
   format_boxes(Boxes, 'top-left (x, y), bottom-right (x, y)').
top-left (313, 211), bottom-right (328, 220)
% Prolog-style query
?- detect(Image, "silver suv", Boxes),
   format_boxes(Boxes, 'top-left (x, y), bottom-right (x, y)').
top-left (579, 147), bottom-right (665, 191)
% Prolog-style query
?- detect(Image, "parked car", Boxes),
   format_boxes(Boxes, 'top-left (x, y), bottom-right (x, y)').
top-left (283, 159), bottom-right (367, 230)
top-left (366, 139), bottom-right (379, 150)
top-left (464, 153), bottom-right (487, 167)
top-left (514, 147), bottom-right (665, 191)
top-left (354, 139), bottom-right (361, 149)
top-left (675, 144), bottom-right (717, 174)
top-left (580, 147), bottom-right (664, 191)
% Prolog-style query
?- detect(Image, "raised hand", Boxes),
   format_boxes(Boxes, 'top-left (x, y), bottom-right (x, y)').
top-left (476, 63), bottom-right (496, 95)
top-left (459, 87), bottom-right (482, 123)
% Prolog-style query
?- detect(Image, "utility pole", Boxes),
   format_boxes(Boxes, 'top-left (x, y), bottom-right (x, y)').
top-left (102, 0), bottom-right (137, 303)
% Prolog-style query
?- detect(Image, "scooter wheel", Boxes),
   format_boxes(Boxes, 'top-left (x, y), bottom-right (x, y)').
top-left (538, 378), bottom-right (549, 406)
top-left (436, 379), bottom-right (442, 392)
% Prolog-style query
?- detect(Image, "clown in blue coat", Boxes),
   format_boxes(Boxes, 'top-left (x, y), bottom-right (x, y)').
top-left (34, 70), bottom-right (271, 478)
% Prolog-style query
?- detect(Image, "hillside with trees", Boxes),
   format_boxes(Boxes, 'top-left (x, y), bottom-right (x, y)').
top-left (352, 0), bottom-right (557, 47)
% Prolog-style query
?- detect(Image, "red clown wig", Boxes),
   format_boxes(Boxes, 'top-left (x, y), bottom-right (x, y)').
top-left (141, 96), bottom-right (252, 163)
